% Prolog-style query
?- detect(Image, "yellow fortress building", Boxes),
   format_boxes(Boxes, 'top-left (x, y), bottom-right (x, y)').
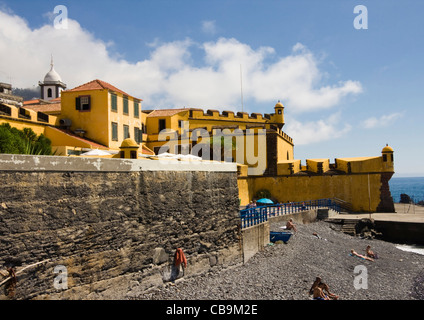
top-left (0, 63), bottom-right (395, 213)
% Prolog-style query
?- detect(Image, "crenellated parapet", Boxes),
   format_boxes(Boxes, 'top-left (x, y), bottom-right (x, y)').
top-left (188, 107), bottom-right (282, 124)
top-left (0, 102), bottom-right (59, 126)
top-left (274, 145), bottom-right (394, 176)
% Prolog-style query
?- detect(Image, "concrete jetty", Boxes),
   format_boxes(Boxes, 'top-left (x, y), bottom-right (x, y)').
top-left (327, 203), bottom-right (424, 244)
top-left (329, 203), bottom-right (424, 223)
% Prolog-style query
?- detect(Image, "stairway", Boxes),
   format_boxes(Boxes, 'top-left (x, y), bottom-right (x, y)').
top-left (341, 220), bottom-right (357, 236)
top-left (332, 198), bottom-right (354, 213)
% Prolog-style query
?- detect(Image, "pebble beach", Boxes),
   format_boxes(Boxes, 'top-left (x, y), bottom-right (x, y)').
top-left (132, 220), bottom-right (424, 300)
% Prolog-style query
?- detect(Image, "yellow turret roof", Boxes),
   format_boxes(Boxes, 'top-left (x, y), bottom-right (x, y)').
top-left (120, 138), bottom-right (139, 148)
top-left (382, 144), bottom-right (394, 153)
top-left (275, 101), bottom-right (284, 108)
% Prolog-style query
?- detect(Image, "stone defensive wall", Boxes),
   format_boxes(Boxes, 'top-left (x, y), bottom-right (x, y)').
top-left (0, 154), bottom-right (242, 299)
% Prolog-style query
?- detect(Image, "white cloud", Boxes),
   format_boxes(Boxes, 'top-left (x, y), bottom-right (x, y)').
top-left (361, 112), bottom-right (403, 129)
top-left (285, 113), bottom-right (352, 145)
top-left (201, 20), bottom-right (217, 35)
top-left (0, 9), bottom-right (362, 114)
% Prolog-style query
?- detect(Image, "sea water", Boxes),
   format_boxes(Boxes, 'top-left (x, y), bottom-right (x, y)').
top-left (389, 177), bottom-right (424, 255)
top-left (389, 177), bottom-right (424, 203)
top-left (395, 244), bottom-right (424, 256)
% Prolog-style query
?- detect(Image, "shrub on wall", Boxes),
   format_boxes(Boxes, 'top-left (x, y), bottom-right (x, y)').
top-left (255, 189), bottom-right (272, 200)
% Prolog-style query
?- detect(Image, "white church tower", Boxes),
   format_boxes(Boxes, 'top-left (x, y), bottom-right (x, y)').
top-left (38, 57), bottom-right (66, 101)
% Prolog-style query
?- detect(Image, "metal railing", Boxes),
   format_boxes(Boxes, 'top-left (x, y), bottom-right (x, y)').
top-left (240, 198), bottom-right (342, 229)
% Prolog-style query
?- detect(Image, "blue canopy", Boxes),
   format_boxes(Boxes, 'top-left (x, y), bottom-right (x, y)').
top-left (256, 198), bottom-right (274, 204)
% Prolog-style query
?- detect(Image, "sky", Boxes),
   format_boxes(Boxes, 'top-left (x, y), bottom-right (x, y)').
top-left (0, 0), bottom-right (423, 177)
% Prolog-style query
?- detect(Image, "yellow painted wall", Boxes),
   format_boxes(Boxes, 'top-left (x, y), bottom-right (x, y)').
top-left (277, 160), bottom-right (301, 175)
top-left (0, 102), bottom-right (58, 132)
top-left (307, 158), bottom-right (330, 173)
top-left (60, 89), bottom-right (143, 150)
top-left (60, 89), bottom-right (109, 147)
top-left (108, 94), bottom-right (143, 150)
top-left (0, 117), bottom-right (46, 136)
top-left (44, 126), bottom-right (94, 149)
top-left (277, 134), bottom-right (294, 161)
top-left (238, 173), bottom-right (383, 212)
top-left (239, 146), bottom-right (395, 212)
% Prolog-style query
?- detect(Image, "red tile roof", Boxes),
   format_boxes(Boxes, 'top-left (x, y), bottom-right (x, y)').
top-left (141, 144), bottom-right (155, 155)
top-left (146, 108), bottom-right (189, 118)
top-left (23, 103), bottom-right (61, 114)
top-left (65, 79), bottom-right (142, 101)
top-left (23, 99), bottom-right (41, 105)
top-left (23, 97), bottom-right (61, 105)
top-left (23, 98), bottom-right (62, 114)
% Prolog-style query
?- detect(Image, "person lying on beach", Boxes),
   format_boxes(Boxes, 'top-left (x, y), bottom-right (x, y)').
top-left (350, 249), bottom-right (374, 262)
top-left (312, 232), bottom-right (327, 241)
top-left (309, 277), bottom-right (339, 300)
top-left (286, 219), bottom-right (297, 232)
top-left (365, 245), bottom-right (378, 259)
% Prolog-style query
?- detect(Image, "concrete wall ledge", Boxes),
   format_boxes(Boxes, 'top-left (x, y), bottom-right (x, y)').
top-left (0, 154), bottom-right (237, 173)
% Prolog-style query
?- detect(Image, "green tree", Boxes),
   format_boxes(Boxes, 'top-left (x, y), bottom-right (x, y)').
top-left (0, 123), bottom-right (54, 155)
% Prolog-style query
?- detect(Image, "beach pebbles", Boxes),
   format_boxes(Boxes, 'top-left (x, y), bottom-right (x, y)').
top-left (131, 221), bottom-right (424, 300)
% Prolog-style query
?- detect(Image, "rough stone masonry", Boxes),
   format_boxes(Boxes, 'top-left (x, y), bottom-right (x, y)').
top-left (0, 154), bottom-right (241, 299)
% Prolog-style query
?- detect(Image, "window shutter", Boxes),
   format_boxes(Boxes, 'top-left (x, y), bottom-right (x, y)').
top-left (111, 94), bottom-right (117, 112)
top-left (86, 96), bottom-right (91, 110)
top-left (76, 97), bottom-right (81, 110)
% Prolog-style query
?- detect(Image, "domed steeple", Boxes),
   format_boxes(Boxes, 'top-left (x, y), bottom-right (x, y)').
top-left (44, 62), bottom-right (62, 83)
top-left (38, 56), bottom-right (66, 101)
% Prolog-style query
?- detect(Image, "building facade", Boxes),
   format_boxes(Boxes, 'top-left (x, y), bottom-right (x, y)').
top-left (0, 63), bottom-right (396, 212)
top-left (60, 79), bottom-right (144, 150)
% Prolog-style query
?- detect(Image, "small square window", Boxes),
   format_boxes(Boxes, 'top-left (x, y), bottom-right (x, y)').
top-left (159, 119), bottom-right (166, 132)
top-left (76, 95), bottom-right (91, 111)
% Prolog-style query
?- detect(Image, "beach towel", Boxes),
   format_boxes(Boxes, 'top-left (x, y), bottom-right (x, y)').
top-left (174, 248), bottom-right (187, 268)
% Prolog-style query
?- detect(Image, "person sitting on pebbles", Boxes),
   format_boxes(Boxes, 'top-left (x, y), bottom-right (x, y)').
top-left (309, 277), bottom-right (339, 300)
top-left (365, 245), bottom-right (378, 259)
top-left (286, 218), bottom-right (297, 232)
